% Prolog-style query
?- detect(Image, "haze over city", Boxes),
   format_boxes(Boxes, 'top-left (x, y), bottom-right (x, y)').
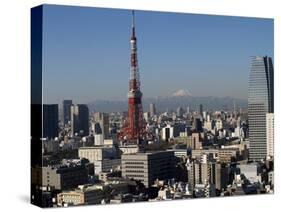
top-left (42, 5), bottom-right (273, 104)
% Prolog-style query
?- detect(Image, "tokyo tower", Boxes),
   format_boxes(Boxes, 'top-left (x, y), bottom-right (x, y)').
top-left (119, 11), bottom-right (146, 143)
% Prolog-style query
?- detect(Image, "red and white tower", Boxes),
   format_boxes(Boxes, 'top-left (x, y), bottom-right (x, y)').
top-left (119, 11), bottom-right (146, 143)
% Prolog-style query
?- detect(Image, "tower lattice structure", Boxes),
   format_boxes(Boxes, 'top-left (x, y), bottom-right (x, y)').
top-left (119, 11), bottom-right (147, 143)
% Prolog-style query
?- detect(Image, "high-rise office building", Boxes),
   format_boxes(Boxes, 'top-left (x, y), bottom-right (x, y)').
top-left (203, 111), bottom-right (207, 120)
top-left (63, 100), bottom-right (72, 125)
top-left (43, 104), bottom-right (58, 139)
top-left (71, 104), bottom-right (89, 137)
top-left (121, 151), bottom-right (175, 187)
top-left (176, 106), bottom-right (184, 117)
top-left (199, 104), bottom-right (203, 116)
top-left (187, 160), bottom-right (208, 190)
top-left (162, 124), bottom-right (174, 141)
top-left (266, 113), bottom-right (274, 158)
top-left (193, 118), bottom-right (203, 132)
top-left (93, 112), bottom-right (109, 139)
top-left (186, 106), bottom-right (190, 115)
top-left (248, 56), bottom-right (274, 161)
top-left (191, 132), bottom-right (203, 150)
top-left (187, 160), bottom-right (228, 191)
top-left (209, 162), bottom-right (229, 191)
top-left (149, 103), bottom-right (156, 116)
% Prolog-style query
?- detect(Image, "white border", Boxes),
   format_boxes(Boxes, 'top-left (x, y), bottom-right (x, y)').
top-left (0, 0), bottom-right (280, 211)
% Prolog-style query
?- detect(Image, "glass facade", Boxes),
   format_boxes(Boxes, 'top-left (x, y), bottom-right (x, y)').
top-left (248, 56), bottom-right (274, 161)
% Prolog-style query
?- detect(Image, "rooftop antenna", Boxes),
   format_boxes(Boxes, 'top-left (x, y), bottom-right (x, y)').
top-left (132, 10), bottom-right (135, 27)
top-left (131, 10), bottom-right (136, 38)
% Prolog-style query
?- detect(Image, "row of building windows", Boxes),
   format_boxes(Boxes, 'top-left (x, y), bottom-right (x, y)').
top-left (124, 170), bottom-right (144, 173)
top-left (124, 162), bottom-right (144, 165)
top-left (125, 174), bottom-right (145, 178)
top-left (124, 166), bottom-right (144, 169)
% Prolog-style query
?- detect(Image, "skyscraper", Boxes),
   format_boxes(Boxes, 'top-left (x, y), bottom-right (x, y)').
top-left (199, 104), bottom-right (203, 116)
top-left (248, 56), bottom-right (274, 161)
top-left (193, 118), bottom-right (203, 132)
top-left (187, 160), bottom-right (208, 190)
top-left (93, 112), bottom-right (109, 139)
top-left (176, 106), bottom-right (184, 117)
top-left (63, 100), bottom-right (72, 125)
top-left (186, 106), bottom-right (190, 114)
top-left (209, 162), bottom-right (229, 191)
top-left (71, 104), bottom-right (89, 137)
top-left (43, 104), bottom-right (59, 139)
top-left (149, 103), bottom-right (156, 116)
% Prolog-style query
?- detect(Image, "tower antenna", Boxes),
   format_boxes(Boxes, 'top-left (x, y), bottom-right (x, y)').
top-left (118, 10), bottom-right (147, 144)
top-left (132, 10), bottom-right (135, 27)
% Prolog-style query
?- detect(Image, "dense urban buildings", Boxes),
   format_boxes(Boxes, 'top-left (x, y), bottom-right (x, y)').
top-left (248, 56), bottom-right (274, 161)
top-left (31, 8), bottom-right (274, 208)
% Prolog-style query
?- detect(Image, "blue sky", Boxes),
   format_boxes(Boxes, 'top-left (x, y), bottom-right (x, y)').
top-left (42, 4), bottom-right (274, 104)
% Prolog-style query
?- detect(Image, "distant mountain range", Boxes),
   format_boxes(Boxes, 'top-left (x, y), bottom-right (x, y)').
top-left (88, 95), bottom-right (247, 113)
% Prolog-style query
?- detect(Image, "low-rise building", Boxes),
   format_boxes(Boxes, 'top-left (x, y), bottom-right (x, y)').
top-left (192, 149), bottom-right (219, 160)
top-left (218, 148), bottom-right (239, 163)
top-left (238, 163), bottom-right (261, 183)
top-left (78, 146), bottom-right (117, 162)
top-left (57, 185), bottom-right (104, 206)
top-left (119, 145), bottom-right (139, 155)
top-left (78, 146), bottom-right (118, 174)
top-left (94, 159), bottom-right (121, 174)
top-left (32, 163), bottom-right (88, 191)
top-left (268, 171), bottom-right (274, 185)
top-left (194, 183), bottom-right (216, 198)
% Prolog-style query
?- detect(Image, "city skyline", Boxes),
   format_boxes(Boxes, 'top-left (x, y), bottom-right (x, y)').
top-left (31, 5), bottom-right (275, 208)
top-left (42, 5), bottom-right (273, 104)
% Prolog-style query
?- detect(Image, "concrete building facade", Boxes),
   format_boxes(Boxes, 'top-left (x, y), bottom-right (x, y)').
top-left (78, 146), bottom-right (118, 174)
top-left (93, 112), bottom-right (110, 139)
top-left (121, 151), bottom-right (175, 187)
top-left (57, 185), bottom-right (104, 206)
top-left (32, 164), bottom-right (88, 191)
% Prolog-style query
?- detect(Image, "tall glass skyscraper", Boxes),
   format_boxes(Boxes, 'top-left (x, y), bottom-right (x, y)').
top-left (63, 100), bottom-right (73, 125)
top-left (248, 56), bottom-right (274, 161)
top-left (70, 104), bottom-right (89, 137)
